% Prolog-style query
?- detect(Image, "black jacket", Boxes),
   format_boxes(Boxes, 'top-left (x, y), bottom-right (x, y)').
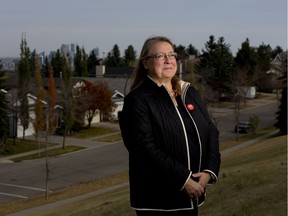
top-left (119, 77), bottom-right (221, 211)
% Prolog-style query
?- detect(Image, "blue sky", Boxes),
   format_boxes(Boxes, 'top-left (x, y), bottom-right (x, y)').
top-left (0, 0), bottom-right (287, 58)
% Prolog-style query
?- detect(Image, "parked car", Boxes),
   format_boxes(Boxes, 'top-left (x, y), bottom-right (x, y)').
top-left (235, 121), bottom-right (253, 133)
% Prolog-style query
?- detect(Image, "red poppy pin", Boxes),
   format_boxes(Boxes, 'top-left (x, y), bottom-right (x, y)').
top-left (186, 104), bottom-right (194, 111)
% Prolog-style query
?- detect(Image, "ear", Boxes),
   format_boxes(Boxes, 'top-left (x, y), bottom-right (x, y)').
top-left (143, 60), bottom-right (149, 70)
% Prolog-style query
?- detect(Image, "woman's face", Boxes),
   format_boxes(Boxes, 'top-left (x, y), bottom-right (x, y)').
top-left (143, 41), bottom-right (177, 84)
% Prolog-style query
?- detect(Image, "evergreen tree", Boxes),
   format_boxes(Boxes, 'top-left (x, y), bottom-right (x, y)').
top-left (234, 38), bottom-right (257, 82)
top-left (275, 86), bottom-right (287, 134)
top-left (275, 60), bottom-right (287, 134)
top-left (199, 35), bottom-right (234, 97)
top-left (255, 43), bottom-right (273, 91)
top-left (29, 49), bottom-right (37, 77)
top-left (42, 56), bottom-right (50, 77)
top-left (271, 46), bottom-right (284, 59)
top-left (174, 44), bottom-right (188, 60)
top-left (87, 50), bottom-right (100, 75)
top-left (104, 52), bottom-right (114, 66)
top-left (123, 45), bottom-right (137, 67)
top-left (51, 49), bottom-right (64, 77)
top-left (256, 43), bottom-right (272, 72)
top-left (104, 44), bottom-right (122, 67)
top-left (81, 47), bottom-right (88, 77)
top-left (186, 44), bottom-right (199, 56)
top-left (74, 45), bottom-right (82, 76)
top-left (74, 45), bottom-right (88, 77)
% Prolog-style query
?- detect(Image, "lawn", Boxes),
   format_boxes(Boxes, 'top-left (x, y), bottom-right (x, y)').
top-left (0, 133), bottom-right (286, 216)
top-left (11, 145), bottom-right (86, 162)
top-left (70, 126), bottom-right (118, 139)
top-left (0, 125), bottom-right (119, 159)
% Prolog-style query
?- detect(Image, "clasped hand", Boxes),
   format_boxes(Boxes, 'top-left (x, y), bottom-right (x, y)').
top-left (183, 172), bottom-right (211, 199)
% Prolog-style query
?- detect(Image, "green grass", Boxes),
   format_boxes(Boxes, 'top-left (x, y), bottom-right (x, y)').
top-left (11, 145), bottom-right (86, 162)
top-left (70, 126), bottom-right (118, 139)
top-left (0, 172), bottom-right (130, 216)
top-left (0, 126), bottom-right (119, 159)
top-left (220, 126), bottom-right (277, 150)
top-left (0, 139), bottom-right (56, 156)
top-left (94, 132), bottom-right (122, 142)
top-left (201, 134), bottom-right (287, 216)
top-left (0, 133), bottom-right (286, 216)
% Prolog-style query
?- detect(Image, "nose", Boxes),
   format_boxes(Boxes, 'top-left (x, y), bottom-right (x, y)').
top-left (164, 54), bottom-right (170, 63)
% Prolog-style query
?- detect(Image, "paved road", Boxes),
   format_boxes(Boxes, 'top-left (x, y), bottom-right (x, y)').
top-left (216, 101), bottom-right (278, 141)
top-left (0, 93), bottom-right (279, 205)
top-left (0, 129), bottom-right (128, 204)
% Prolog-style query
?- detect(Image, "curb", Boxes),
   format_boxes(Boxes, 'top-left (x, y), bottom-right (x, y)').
top-left (221, 130), bottom-right (279, 156)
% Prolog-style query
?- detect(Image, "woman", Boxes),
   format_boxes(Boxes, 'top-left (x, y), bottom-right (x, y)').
top-left (119, 36), bottom-right (221, 216)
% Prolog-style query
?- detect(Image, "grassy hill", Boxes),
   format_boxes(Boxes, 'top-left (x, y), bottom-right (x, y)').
top-left (0, 134), bottom-right (286, 216)
top-left (200, 134), bottom-right (287, 216)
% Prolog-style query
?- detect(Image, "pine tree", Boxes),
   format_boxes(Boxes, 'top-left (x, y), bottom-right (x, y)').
top-left (87, 50), bottom-right (100, 75)
top-left (74, 45), bottom-right (82, 76)
top-left (104, 44), bottom-right (122, 67)
top-left (123, 45), bottom-right (137, 67)
top-left (42, 56), bottom-right (50, 77)
top-left (275, 61), bottom-right (287, 134)
top-left (234, 38), bottom-right (257, 82)
top-left (199, 35), bottom-right (234, 97)
top-left (81, 47), bottom-right (88, 77)
top-left (50, 49), bottom-right (64, 77)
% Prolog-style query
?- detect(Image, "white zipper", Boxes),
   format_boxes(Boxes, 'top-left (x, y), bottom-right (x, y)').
top-left (181, 84), bottom-right (202, 173)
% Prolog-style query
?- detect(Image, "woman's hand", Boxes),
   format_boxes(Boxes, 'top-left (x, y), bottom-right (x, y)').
top-left (183, 178), bottom-right (204, 199)
top-left (183, 172), bottom-right (211, 199)
top-left (192, 172), bottom-right (211, 188)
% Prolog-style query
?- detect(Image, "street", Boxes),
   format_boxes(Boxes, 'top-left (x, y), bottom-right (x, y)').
top-left (216, 101), bottom-right (278, 141)
top-left (0, 99), bottom-right (278, 204)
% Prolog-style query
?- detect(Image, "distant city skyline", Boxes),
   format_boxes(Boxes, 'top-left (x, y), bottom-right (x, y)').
top-left (1, 0), bottom-right (287, 58)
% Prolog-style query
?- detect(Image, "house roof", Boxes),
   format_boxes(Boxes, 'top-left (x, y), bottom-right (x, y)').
top-left (104, 67), bottom-right (134, 77)
top-left (3, 66), bottom-right (135, 102)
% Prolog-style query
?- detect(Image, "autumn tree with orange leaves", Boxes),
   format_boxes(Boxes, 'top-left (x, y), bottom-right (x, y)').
top-left (75, 80), bottom-right (115, 127)
top-left (47, 66), bottom-right (58, 134)
top-left (33, 55), bottom-right (46, 141)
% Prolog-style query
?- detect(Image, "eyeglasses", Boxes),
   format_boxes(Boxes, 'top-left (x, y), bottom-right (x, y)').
top-left (143, 52), bottom-right (177, 61)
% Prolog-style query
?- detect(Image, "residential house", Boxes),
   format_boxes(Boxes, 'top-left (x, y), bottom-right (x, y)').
top-left (2, 66), bottom-right (134, 137)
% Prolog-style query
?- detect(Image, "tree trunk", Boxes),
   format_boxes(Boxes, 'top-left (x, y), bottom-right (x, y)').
top-left (62, 127), bottom-right (67, 150)
top-left (45, 135), bottom-right (49, 200)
